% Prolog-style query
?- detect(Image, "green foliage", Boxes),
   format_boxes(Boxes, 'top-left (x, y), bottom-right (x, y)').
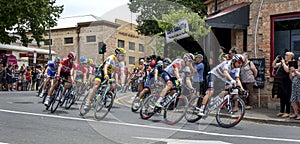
top-left (0, 0), bottom-right (63, 47)
top-left (128, 0), bottom-right (206, 36)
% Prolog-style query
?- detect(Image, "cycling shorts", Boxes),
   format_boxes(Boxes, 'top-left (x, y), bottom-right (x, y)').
top-left (161, 71), bottom-right (179, 87)
top-left (94, 69), bottom-right (111, 82)
top-left (47, 69), bottom-right (57, 77)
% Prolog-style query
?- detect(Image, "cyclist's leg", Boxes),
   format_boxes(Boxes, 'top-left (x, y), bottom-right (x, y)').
top-left (44, 80), bottom-right (58, 106)
top-left (85, 71), bottom-right (102, 108)
top-left (156, 72), bottom-right (173, 107)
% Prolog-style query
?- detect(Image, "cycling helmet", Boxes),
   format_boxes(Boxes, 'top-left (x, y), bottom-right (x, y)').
top-left (115, 47), bottom-right (126, 54)
top-left (88, 59), bottom-right (93, 65)
top-left (232, 54), bottom-right (245, 63)
top-left (54, 57), bottom-right (61, 63)
top-left (163, 58), bottom-right (172, 65)
top-left (79, 56), bottom-right (87, 64)
top-left (157, 60), bottom-right (163, 66)
top-left (139, 58), bottom-right (145, 63)
top-left (150, 60), bottom-right (156, 67)
top-left (68, 52), bottom-right (76, 61)
top-left (47, 61), bottom-right (54, 68)
top-left (183, 53), bottom-right (195, 61)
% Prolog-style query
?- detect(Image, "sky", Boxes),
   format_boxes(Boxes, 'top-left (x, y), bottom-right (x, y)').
top-left (55, 0), bottom-right (138, 23)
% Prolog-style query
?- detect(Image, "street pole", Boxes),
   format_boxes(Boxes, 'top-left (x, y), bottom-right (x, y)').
top-left (49, 28), bottom-right (52, 61)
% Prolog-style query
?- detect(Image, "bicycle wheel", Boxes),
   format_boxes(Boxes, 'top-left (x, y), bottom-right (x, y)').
top-left (185, 95), bottom-right (203, 123)
top-left (94, 91), bottom-right (114, 120)
top-left (131, 93), bottom-right (141, 112)
top-left (164, 95), bottom-right (188, 125)
top-left (79, 93), bottom-right (89, 116)
top-left (65, 91), bottom-right (76, 109)
top-left (139, 95), bottom-right (158, 120)
top-left (74, 85), bottom-right (82, 101)
top-left (216, 97), bottom-right (245, 128)
top-left (50, 88), bottom-right (62, 113)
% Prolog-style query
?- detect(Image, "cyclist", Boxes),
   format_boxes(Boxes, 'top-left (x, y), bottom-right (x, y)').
top-left (74, 56), bottom-right (88, 84)
top-left (84, 48), bottom-right (126, 110)
top-left (39, 57), bottom-right (61, 97)
top-left (198, 54), bottom-right (245, 116)
top-left (155, 53), bottom-right (195, 107)
top-left (44, 52), bottom-right (76, 106)
top-left (87, 58), bottom-right (95, 85)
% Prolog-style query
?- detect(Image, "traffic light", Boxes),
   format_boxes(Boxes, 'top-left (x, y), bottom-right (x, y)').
top-left (98, 42), bottom-right (106, 54)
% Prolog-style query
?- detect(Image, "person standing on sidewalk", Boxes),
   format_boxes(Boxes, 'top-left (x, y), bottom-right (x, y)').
top-left (6, 65), bottom-right (13, 91)
top-left (191, 54), bottom-right (205, 96)
top-left (289, 56), bottom-right (300, 120)
top-left (240, 52), bottom-right (258, 110)
top-left (272, 52), bottom-right (294, 118)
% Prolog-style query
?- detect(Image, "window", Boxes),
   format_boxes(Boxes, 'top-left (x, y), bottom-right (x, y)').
top-left (64, 37), bottom-right (73, 44)
top-left (129, 56), bottom-right (135, 65)
top-left (118, 39), bottom-right (124, 48)
top-left (129, 42), bottom-right (135, 51)
top-left (86, 35), bottom-right (96, 42)
top-left (44, 39), bottom-right (52, 46)
top-left (139, 44), bottom-right (144, 52)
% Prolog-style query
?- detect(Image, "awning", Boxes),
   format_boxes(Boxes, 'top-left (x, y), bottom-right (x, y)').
top-left (0, 44), bottom-right (57, 55)
top-left (206, 2), bottom-right (250, 29)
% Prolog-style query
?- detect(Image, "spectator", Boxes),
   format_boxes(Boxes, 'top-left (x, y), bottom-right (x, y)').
top-left (13, 65), bottom-right (19, 91)
top-left (0, 63), bottom-right (4, 91)
top-left (36, 67), bottom-right (42, 90)
top-left (218, 46), bottom-right (227, 63)
top-left (191, 54), bottom-right (205, 96)
top-left (6, 65), bottom-right (13, 91)
top-left (228, 46), bottom-right (237, 59)
top-left (289, 56), bottom-right (300, 120)
top-left (240, 52), bottom-right (258, 109)
top-left (25, 66), bottom-right (31, 91)
top-left (272, 52), bottom-right (294, 118)
top-left (31, 67), bottom-right (38, 91)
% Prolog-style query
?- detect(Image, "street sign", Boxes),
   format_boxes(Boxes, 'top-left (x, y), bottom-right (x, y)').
top-left (165, 18), bottom-right (190, 43)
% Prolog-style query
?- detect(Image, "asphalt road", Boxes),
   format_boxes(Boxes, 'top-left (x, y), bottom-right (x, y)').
top-left (1, 91), bottom-right (300, 144)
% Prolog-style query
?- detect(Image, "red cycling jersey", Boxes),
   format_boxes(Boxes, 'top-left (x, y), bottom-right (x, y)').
top-left (74, 62), bottom-right (88, 74)
top-left (60, 58), bottom-right (74, 73)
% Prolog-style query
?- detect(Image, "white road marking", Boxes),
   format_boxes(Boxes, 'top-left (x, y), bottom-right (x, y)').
top-left (0, 108), bottom-right (300, 143)
top-left (134, 137), bottom-right (231, 144)
top-left (0, 142), bottom-right (9, 144)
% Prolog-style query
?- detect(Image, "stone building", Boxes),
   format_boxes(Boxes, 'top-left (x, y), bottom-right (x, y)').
top-left (41, 15), bottom-right (154, 68)
top-left (204, 0), bottom-right (300, 108)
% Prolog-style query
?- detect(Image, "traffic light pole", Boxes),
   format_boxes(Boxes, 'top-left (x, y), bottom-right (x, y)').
top-left (102, 53), bottom-right (104, 63)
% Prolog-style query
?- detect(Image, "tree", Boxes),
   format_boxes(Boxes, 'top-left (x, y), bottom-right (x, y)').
top-left (0, 0), bottom-right (63, 47)
top-left (128, 0), bottom-right (206, 36)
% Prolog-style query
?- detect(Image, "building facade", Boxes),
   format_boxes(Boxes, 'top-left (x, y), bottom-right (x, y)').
top-left (41, 16), bottom-right (154, 69)
top-left (204, 0), bottom-right (300, 108)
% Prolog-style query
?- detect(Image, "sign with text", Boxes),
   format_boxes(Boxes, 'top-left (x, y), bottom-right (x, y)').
top-left (165, 18), bottom-right (190, 43)
top-left (249, 58), bottom-right (265, 88)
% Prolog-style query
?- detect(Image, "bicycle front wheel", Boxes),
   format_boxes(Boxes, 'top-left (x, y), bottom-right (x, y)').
top-left (139, 95), bottom-right (158, 120)
top-left (131, 93), bottom-right (141, 112)
top-left (79, 93), bottom-right (89, 116)
top-left (50, 88), bottom-right (62, 113)
top-left (185, 95), bottom-right (203, 123)
top-left (216, 97), bottom-right (245, 128)
top-left (94, 91), bottom-right (114, 120)
top-left (164, 95), bottom-right (188, 125)
top-left (65, 92), bottom-right (76, 109)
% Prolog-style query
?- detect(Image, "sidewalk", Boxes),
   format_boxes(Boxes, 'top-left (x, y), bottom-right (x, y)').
top-left (244, 108), bottom-right (300, 127)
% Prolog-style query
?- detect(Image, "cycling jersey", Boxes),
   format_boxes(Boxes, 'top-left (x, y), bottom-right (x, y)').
top-left (60, 58), bottom-right (73, 73)
top-left (47, 63), bottom-right (58, 77)
top-left (209, 60), bottom-right (240, 83)
top-left (99, 55), bottom-right (123, 75)
top-left (164, 58), bottom-right (184, 77)
top-left (144, 64), bottom-right (164, 88)
top-left (74, 62), bottom-right (88, 82)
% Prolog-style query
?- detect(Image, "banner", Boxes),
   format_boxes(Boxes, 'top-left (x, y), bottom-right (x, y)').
top-left (165, 18), bottom-right (190, 43)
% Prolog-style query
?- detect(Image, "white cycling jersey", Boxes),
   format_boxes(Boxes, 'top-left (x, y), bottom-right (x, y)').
top-left (209, 60), bottom-right (240, 82)
top-left (164, 58), bottom-right (185, 77)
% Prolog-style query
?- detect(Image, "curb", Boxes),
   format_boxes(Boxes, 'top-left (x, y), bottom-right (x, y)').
top-left (243, 115), bottom-right (300, 127)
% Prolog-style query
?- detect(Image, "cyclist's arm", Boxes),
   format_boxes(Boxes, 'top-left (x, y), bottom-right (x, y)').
top-left (70, 68), bottom-right (75, 82)
top-left (103, 63), bottom-right (109, 76)
top-left (224, 69), bottom-right (234, 82)
top-left (235, 77), bottom-right (244, 90)
top-left (154, 69), bottom-right (158, 81)
top-left (57, 64), bottom-right (62, 77)
top-left (174, 67), bottom-right (180, 80)
top-left (185, 76), bottom-right (194, 90)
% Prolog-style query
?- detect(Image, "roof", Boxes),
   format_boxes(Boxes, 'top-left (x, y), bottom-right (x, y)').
top-left (52, 14), bottom-right (102, 30)
top-left (0, 44), bottom-right (57, 55)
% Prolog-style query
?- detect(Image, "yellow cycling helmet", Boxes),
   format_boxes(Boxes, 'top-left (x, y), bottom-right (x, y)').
top-left (115, 47), bottom-right (126, 54)
top-left (88, 59), bottom-right (93, 65)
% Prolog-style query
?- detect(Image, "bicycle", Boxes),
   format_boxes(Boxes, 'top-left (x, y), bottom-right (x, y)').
top-left (46, 77), bottom-right (71, 113)
top-left (131, 81), bottom-right (163, 112)
top-left (37, 76), bottom-right (52, 101)
top-left (140, 85), bottom-right (188, 125)
top-left (79, 79), bottom-right (115, 120)
top-left (60, 86), bottom-right (76, 109)
top-left (185, 86), bottom-right (248, 128)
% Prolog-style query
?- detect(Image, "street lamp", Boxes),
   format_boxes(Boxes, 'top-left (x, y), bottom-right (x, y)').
top-left (33, 50), bottom-right (37, 67)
